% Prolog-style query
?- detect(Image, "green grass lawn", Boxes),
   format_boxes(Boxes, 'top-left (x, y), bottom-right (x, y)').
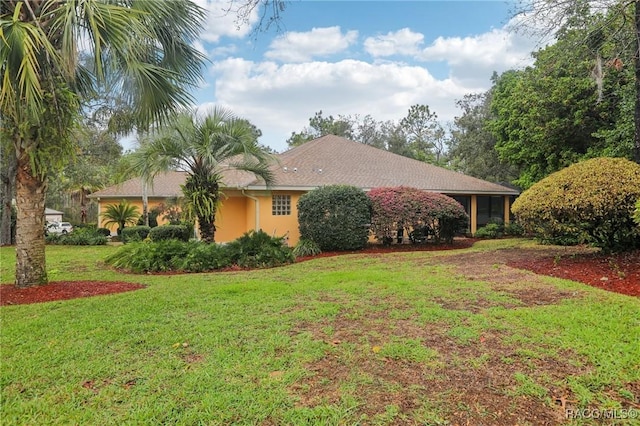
top-left (1, 240), bottom-right (639, 425)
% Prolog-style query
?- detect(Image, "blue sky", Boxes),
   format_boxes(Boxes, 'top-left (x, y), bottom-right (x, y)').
top-left (165, 1), bottom-right (539, 152)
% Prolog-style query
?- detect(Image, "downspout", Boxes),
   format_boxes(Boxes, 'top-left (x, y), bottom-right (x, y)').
top-left (241, 189), bottom-right (260, 231)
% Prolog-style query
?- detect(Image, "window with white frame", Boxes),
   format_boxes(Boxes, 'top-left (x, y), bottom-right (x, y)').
top-left (272, 195), bottom-right (291, 216)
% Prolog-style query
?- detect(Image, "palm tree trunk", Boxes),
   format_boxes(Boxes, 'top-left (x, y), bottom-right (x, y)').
top-left (198, 213), bottom-right (216, 243)
top-left (0, 158), bottom-right (16, 246)
top-left (15, 152), bottom-right (47, 288)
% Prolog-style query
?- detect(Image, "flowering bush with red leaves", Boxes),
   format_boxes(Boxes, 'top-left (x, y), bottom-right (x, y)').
top-left (368, 186), bottom-right (469, 244)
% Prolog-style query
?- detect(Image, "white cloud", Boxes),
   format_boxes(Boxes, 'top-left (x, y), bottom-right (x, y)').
top-left (418, 26), bottom-right (536, 86)
top-left (192, 0), bottom-right (259, 43)
top-left (364, 28), bottom-right (424, 57)
top-left (265, 27), bottom-right (358, 62)
top-left (205, 58), bottom-right (469, 152)
top-left (192, 14), bottom-right (541, 153)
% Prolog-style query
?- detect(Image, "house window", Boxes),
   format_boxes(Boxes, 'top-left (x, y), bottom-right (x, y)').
top-left (272, 195), bottom-right (291, 216)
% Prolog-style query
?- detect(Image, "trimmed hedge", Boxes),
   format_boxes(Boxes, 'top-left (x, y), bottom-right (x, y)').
top-left (298, 185), bottom-right (372, 251)
top-left (96, 227), bottom-right (112, 237)
top-left (149, 224), bottom-right (191, 242)
top-left (121, 226), bottom-right (151, 243)
top-left (46, 228), bottom-right (107, 246)
top-left (512, 157), bottom-right (640, 252)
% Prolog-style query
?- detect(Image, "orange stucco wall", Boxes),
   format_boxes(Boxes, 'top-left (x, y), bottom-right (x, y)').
top-left (242, 191), bottom-right (303, 246)
top-left (213, 192), bottom-right (248, 242)
top-left (97, 191), bottom-right (304, 244)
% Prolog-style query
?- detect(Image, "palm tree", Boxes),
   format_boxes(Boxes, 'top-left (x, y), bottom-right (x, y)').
top-left (101, 200), bottom-right (140, 235)
top-left (133, 108), bottom-right (276, 243)
top-left (0, 0), bottom-right (205, 287)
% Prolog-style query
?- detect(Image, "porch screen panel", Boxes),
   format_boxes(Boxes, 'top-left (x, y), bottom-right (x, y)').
top-left (477, 196), bottom-right (504, 227)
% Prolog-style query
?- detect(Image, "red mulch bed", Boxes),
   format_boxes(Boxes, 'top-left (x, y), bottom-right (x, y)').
top-left (0, 281), bottom-right (145, 306)
top-left (2, 240), bottom-right (637, 306)
top-left (508, 250), bottom-right (640, 297)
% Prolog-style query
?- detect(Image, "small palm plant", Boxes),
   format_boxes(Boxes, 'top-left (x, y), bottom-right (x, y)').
top-left (101, 201), bottom-right (141, 235)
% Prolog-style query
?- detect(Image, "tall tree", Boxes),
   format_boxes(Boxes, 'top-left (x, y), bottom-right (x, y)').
top-left (400, 104), bottom-right (446, 163)
top-left (132, 108), bottom-right (275, 243)
top-left (513, 0), bottom-right (640, 162)
top-left (0, 0), bottom-right (205, 287)
top-left (449, 87), bottom-right (521, 184)
top-left (492, 10), bottom-right (634, 188)
top-left (286, 111), bottom-right (355, 147)
top-left (46, 122), bottom-right (123, 223)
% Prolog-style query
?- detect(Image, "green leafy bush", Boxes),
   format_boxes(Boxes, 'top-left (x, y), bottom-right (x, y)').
top-left (368, 186), bottom-right (468, 244)
top-left (292, 239), bottom-right (322, 258)
top-left (96, 227), bottom-right (112, 237)
top-left (503, 221), bottom-right (525, 237)
top-left (511, 157), bottom-right (640, 252)
top-left (474, 223), bottom-right (503, 239)
top-left (121, 226), bottom-right (151, 243)
top-left (105, 230), bottom-right (294, 273)
top-left (178, 243), bottom-right (232, 272)
top-left (106, 240), bottom-right (192, 273)
top-left (298, 185), bottom-right (372, 251)
top-left (634, 200), bottom-right (640, 227)
top-left (149, 224), bottom-right (191, 242)
top-left (225, 230), bottom-right (294, 268)
top-left (46, 228), bottom-right (108, 245)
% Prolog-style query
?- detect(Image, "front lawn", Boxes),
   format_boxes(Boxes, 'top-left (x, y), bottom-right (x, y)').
top-left (1, 240), bottom-right (638, 425)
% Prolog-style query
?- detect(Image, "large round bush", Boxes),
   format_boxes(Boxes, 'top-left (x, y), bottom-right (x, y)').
top-left (368, 187), bottom-right (469, 244)
top-left (511, 157), bottom-right (640, 252)
top-left (298, 185), bottom-right (372, 251)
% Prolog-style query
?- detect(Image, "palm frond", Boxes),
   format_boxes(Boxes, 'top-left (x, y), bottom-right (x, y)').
top-left (0, 4), bottom-right (60, 122)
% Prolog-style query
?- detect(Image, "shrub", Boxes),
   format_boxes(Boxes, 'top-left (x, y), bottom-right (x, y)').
top-left (368, 187), bottom-right (469, 244)
top-left (292, 239), bottom-right (322, 258)
top-left (96, 227), bottom-right (112, 237)
top-left (634, 200), bottom-right (640, 227)
top-left (503, 221), bottom-right (525, 237)
top-left (298, 185), bottom-right (372, 251)
top-left (121, 226), bottom-right (151, 243)
top-left (106, 240), bottom-right (194, 273)
top-left (46, 228), bottom-right (107, 245)
top-left (511, 157), bottom-right (640, 252)
top-left (149, 224), bottom-right (191, 242)
top-left (225, 230), bottom-right (294, 268)
top-left (179, 243), bottom-right (232, 272)
top-left (106, 230), bottom-right (295, 273)
top-left (474, 223), bottom-right (503, 239)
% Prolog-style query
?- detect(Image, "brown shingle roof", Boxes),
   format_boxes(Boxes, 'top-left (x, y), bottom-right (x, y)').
top-left (256, 135), bottom-right (518, 195)
top-left (91, 135), bottom-right (518, 198)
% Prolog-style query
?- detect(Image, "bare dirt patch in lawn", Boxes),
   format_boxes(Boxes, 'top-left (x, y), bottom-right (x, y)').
top-left (287, 246), bottom-right (640, 425)
top-left (289, 297), bottom-right (589, 425)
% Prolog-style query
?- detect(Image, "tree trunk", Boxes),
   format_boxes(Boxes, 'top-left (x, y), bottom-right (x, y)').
top-left (0, 159), bottom-right (16, 246)
top-left (15, 152), bottom-right (48, 288)
top-left (198, 213), bottom-right (216, 243)
top-left (635, 1), bottom-right (640, 163)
